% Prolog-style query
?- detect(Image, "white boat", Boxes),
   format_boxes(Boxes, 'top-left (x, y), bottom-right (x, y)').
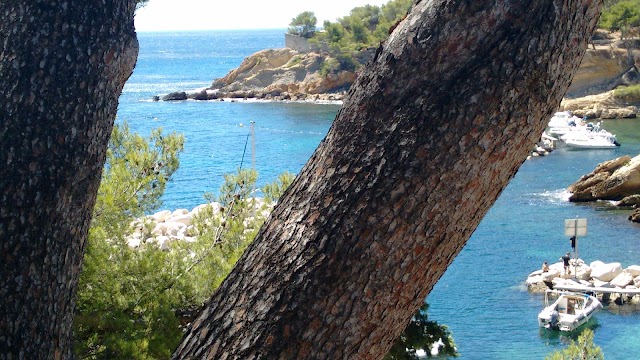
top-left (538, 290), bottom-right (602, 332)
top-left (560, 123), bottom-right (620, 149)
top-left (547, 112), bottom-right (577, 137)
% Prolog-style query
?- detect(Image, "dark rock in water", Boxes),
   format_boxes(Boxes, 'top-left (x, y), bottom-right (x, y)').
top-left (152, 95), bottom-right (160, 102)
top-left (193, 90), bottom-right (208, 101)
top-left (629, 208), bottom-right (640, 223)
top-left (162, 91), bottom-right (187, 101)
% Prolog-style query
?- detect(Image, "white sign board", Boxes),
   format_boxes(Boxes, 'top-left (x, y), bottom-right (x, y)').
top-left (565, 218), bottom-right (587, 237)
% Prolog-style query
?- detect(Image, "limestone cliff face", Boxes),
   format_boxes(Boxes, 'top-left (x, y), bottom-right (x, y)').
top-left (566, 39), bottom-right (640, 98)
top-left (209, 48), bottom-right (356, 99)
top-left (558, 30), bottom-right (640, 118)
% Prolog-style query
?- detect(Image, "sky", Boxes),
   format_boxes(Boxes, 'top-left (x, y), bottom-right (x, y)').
top-left (134, 0), bottom-right (391, 32)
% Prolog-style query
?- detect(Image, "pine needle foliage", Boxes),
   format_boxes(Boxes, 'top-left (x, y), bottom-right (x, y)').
top-left (74, 124), bottom-right (290, 359)
top-left (545, 329), bottom-right (604, 360)
top-left (385, 304), bottom-right (457, 359)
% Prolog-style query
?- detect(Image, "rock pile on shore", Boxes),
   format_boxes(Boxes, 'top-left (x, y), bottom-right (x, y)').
top-left (125, 199), bottom-right (271, 249)
top-left (526, 258), bottom-right (640, 304)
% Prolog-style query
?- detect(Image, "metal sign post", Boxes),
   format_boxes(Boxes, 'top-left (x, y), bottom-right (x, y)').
top-left (564, 218), bottom-right (587, 276)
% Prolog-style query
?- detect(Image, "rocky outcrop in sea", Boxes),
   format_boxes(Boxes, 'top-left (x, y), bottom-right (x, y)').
top-left (567, 154), bottom-right (640, 222)
top-left (159, 48), bottom-right (356, 102)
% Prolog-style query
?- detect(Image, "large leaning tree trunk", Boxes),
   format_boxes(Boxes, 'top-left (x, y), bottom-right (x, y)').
top-left (175, 1), bottom-right (602, 359)
top-left (0, 1), bottom-right (138, 358)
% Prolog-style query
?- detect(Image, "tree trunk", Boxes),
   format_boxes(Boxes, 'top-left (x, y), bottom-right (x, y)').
top-left (175, 1), bottom-right (602, 359)
top-left (0, 2), bottom-right (138, 358)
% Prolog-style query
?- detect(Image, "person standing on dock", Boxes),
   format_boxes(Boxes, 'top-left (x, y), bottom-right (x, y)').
top-left (561, 252), bottom-right (571, 275)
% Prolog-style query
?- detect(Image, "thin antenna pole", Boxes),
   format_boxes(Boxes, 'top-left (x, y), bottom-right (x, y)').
top-left (251, 121), bottom-right (256, 171)
top-left (250, 121), bottom-right (256, 216)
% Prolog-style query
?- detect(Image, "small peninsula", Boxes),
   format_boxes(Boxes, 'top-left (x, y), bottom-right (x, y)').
top-left (159, 4), bottom-right (640, 119)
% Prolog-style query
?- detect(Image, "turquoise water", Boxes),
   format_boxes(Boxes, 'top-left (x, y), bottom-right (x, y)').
top-left (119, 30), bottom-right (640, 358)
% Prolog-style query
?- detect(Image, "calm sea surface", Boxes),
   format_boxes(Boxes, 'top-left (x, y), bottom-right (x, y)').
top-left (119, 29), bottom-right (640, 359)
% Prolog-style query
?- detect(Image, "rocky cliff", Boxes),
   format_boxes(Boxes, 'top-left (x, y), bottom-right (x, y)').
top-left (559, 30), bottom-right (640, 117)
top-left (567, 154), bottom-right (640, 223)
top-left (161, 29), bottom-right (640, 111)
top-left (162, 48), bottom-right (357, 102)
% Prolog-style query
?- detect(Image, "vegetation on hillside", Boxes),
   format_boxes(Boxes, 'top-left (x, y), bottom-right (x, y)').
top-left (287, 0), bottom-right (413, 73)
top-left (599, 0), bottom-right (640, 35)
top-left (613, 84), bottom-right (640, 102)
top-left (288, 11), bottom-right (318, 38)
top-left (73, 124), bottom-right (291, 359)
top-left (74, 123), bottom-right (455, 359)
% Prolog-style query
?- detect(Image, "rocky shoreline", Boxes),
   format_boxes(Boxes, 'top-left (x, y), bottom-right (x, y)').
top-left (157, 30), bottom-right (640, 118)
top-left (157, 88), bottom-right (346, 103)
top-left (567, 154), bottom-right (640, 222)
top-left (526, 258), bottom-right (640, 307)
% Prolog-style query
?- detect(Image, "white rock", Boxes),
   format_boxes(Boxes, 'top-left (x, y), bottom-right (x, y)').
top-left (626, 265), bottom-right (640, 277)
top-left (634, 275), bottom-right (640, 288)
top-left (171, 214), bottom-right (192, 226)
top-left (127, 237), bottom-right (141, 248)
top-left (575, 263), bottom-right (592, 280)
top-left (152, 210), bottom-right (172, 223)
top-left (191, 203), bottom-right (222, 217)
top-left (155, 235), bottom-right (170, 250)
top-left (593, 279), bottom-right (609, 287)
top-left (552, 277), bottom-right (577, 287)
top-left (529, 269), bottom-right (544, 277)
top-left (590, 262), bottom-right (622, 282)
top-left (610, 271), bottom-right (634, 288)
top-left (578, 279), bottom-right (592, 287)
top-left (172, 208), bottom-right (189, 217)
top-left (166, 222), bottom-right (186, 237)
top-left (152, 223), bottom-right (169, 236)
top-left (542, 270), bottom-right (561, 282)
top-left (549, 262), bottom-right (565, 273)
top-left (589, 260), bottom-right (605, 268)
top-left (526, 274), bottom-right (543, 285)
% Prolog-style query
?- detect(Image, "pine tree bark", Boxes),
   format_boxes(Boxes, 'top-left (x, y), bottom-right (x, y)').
top-left (175, 1), bottom-right (602, 359)
top-left (0, 2), bottom-right (138, 358)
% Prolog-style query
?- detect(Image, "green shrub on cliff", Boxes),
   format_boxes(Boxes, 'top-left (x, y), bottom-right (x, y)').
top-left (613, 84), bottom-right (640, 103)
top-left (75, 123), bottom-right (185, 359)
top-left (294, 0), bottom-right (413, 63)
top-left (289, 11), bottom-right (318, 38)
top-left (599, 0), bottom-right (640, 32)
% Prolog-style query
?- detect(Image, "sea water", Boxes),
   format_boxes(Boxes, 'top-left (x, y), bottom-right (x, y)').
top-left (118, 29), bottom-right (640, 358)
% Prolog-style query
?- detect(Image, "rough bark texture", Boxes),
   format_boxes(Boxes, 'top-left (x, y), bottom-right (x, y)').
top-left (0, 1), bottom-right (138, 358)
top-left (174, 1), bottom-right (602, 359)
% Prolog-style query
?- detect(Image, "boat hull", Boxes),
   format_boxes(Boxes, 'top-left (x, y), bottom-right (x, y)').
top-left (538, 291), bottom-right (602, 332)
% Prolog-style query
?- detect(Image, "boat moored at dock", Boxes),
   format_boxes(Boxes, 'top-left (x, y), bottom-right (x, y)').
top-left (538, 290), bottom-right (602, 332)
